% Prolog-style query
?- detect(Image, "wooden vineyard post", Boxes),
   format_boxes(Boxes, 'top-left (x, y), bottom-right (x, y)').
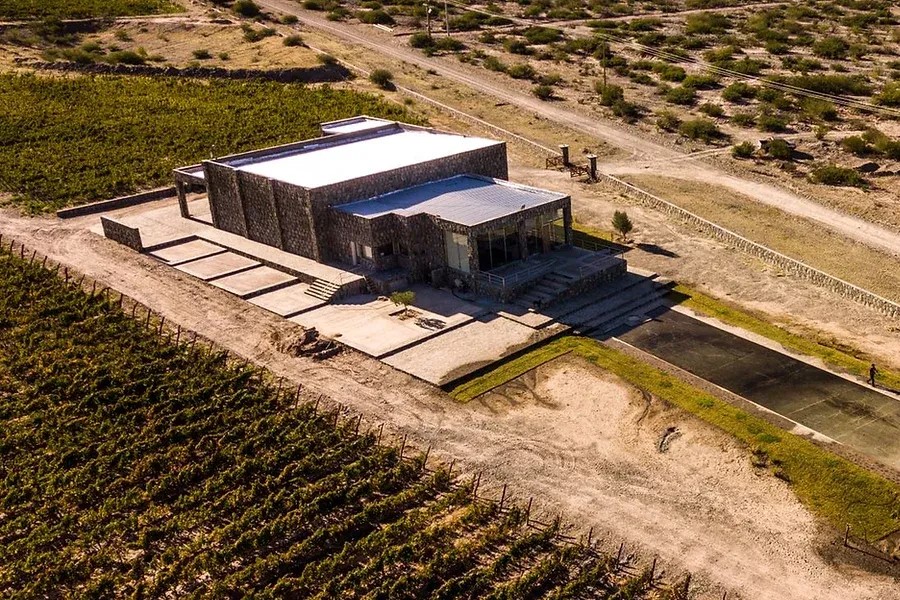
top-left (525, 497), bottom-right (533, 525)
top-left (499, 484), bottom-right (507, 511)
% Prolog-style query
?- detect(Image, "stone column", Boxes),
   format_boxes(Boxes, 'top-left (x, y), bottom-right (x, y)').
top-left (518, 219), bottom-right (529, 260)
top-left (563, 204), bottom-right (573, 246)
top-left (175, 180), bottom-right (189, 219)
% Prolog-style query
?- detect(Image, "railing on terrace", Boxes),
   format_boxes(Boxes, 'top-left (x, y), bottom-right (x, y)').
top-left (473, 259), bottom-right (557, 290)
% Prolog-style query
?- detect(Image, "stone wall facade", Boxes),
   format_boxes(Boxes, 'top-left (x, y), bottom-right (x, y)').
top-left (101, 216), bottom-right (143, 252)
top-left (600, 174), bottom-right (900, 318)
top-left (202, 142), bottom-right (509, 271)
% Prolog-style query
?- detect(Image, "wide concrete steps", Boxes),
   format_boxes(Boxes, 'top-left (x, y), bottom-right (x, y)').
top-left (305, 278), bottom-right (341, 301)
top-left (569, 279), bottom-right (674, 335)
top-left (513, 272), bottom-right (574, 309)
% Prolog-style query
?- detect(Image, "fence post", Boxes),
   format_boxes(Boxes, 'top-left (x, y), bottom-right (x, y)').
top-left (525, 497), bottom-right (533, 525)
top-left (499, 484), bottom-right (507, 511)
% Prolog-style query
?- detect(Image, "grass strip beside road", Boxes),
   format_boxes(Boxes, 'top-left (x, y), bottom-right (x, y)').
top-left (673, 284), bottom-right (900, 392)
top-left (449, 336), bottom-right (900, 539)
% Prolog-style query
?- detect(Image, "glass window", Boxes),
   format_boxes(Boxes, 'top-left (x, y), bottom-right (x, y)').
top-left (444, 231), bottom-right (469, 273)
top-left (362, 245), bottom-right (373, 260)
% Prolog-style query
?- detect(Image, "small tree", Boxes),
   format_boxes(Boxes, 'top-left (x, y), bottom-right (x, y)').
top-left (370, 69), bottom-right (394, 90)
top-left (612, 210), bottom-right (633, 242)
top-left (390, 290), bottom-right (416, 315)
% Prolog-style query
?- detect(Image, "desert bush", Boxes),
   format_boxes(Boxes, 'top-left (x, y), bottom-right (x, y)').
top-left (242, 24), bottom-right (276, 42)
top-left (283, 34), bottom-right (303, 47)
top-left (303, 0), bottom-right (324, 8)
top-left (699, 103), bottom-right (724, 117)
top-left (483, 55), bottom-right (506, 72)
top-left (435, 37), bottom-right (465, 52)
top-left (757, 112), bottom-right (788, 132)
top-left (656, 110), bottom-right (681, 131)
top-left (731, 112), bottom-right (756, 127)
top-left (766, 138), bottom-right (793, 160)
top-left (783, 74), bottom-right (872, 96)
top-left (539, 73), bottom-right (562, 86)
top-left (503, 38), bottom-right (530, 54)
top-left (532, 84), bottom-right (555, 100)
top-left (682, 74), bottom-right (718, 90)
top-left (876, 82), bottom-right (900, 107)
top-left (653, 62), bottom-right (686, 82)
top-left (722, 81), bottom-right (756, 102)
top-left (841, 136), bottom-right (872, 156)
top-left (369, 68), bottom-right (394, 89)
top-left (409, 31), bottom-right (434, 48)
top-left (665, 85), bottom-right (696, 105)
top-left (232, 0), bottom-right (260, 17)
top-left (192, 48), bottom-right (212, 59)
top-left (357, 9), bottom-right (394, 25)
top-left (799, 98), bottom-right (838, 121)
top-left (679, 118), bottom-right (723, 142)
top-left (810, 164), bottom-right (866, 187)
top-left (507, 63), bottom-right (535, 80)
top-left (685, 13), bottom-right (731, 35)
top-left (612, 100), bottom-right (642, 121)
top-left (597, 83), bottom-right (624, 106)
top-left (105, 50), bottom-right (146, 64)
top-left (731, 141), bottom-right (755, 158)
top-left (812, 36), bottom-right (849, 60)
top-left (280, 14), bottom-right (298, 24)
top-left (523, 26), bottom-right (563, 45)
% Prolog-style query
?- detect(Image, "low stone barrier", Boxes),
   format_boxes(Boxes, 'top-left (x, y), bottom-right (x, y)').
top-left (100, 216), bottom-right (143, 252)
top-left (57, 187), bottom-right (177, 219)
top-left (600, 173), bottom-right (900, 318)
top-left (19, 59), bottom-right (353, 84)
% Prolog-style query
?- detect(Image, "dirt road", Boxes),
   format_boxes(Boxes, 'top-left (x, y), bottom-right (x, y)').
top-left (2, 206), bottom-right (899, 599)
top-left (255, 0), bottom-right (900, 259)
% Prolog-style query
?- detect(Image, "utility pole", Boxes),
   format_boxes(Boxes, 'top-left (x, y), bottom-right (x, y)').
top-left (444, 0), bottom-right (450, 36)
top-left (424, 3), bottom-right (431, 36)
top-left (601, 43), bottom-right (607, 90)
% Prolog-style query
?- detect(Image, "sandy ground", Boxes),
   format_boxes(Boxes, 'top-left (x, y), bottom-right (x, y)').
top-left (1, 206), bottom-right (899, 599)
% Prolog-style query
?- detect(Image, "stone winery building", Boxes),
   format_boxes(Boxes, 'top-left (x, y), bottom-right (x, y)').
top-left (173, 116), bottom-right (624, 301)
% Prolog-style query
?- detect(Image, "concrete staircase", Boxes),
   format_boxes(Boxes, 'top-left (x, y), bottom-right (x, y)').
top-left (566, 276), bottom-right (673, 335)
top-left (305, 278), bottom-right (341, 302)
top-left (513, 272), bottom-right (575, 310)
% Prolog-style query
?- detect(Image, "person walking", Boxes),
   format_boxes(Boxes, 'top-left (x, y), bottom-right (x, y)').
top-left (869, 363), bottom-right (878, 386)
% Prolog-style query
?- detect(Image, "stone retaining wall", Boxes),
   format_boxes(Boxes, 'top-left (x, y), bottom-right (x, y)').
top-left (57, 187), bottom-right (177, 218)
top-left (101, 216), bottom-right (143, 252)
top-left (600, 174), bottom-right (900, 318)
top-left (20, 60), bottom-right (352, 84)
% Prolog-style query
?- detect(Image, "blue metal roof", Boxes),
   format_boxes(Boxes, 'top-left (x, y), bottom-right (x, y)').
top-left (335, 175), bottom-right (567, 226)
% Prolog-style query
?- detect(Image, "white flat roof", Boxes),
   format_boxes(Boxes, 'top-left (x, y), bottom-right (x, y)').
top-left (337, 175), bottom-right (567, 226)
top-left (228, 128), bottom-right (500, 189)
top-left (320, 116), bottom-right (393, 135)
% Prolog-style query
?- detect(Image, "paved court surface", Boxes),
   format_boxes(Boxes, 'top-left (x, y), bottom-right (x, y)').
top-left (617, 310), bottom-right (900, 469)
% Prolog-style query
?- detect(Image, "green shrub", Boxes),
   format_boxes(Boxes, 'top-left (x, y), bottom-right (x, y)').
top-left (539, 73), bottom-right (562, 86)
top-left (757, 112), bottom-right (788, 133)
top-left (766, 138), bottom-right (793, 160)
top-left (218, 52), bottom-right (230, 60)
top-left (483, 55), bottom-right (506, 72)
top-left (731, 112), bottom-right (756, 127)
top-left (105, 50), bottom-right (146, 65)
top-left (810, 164), bottom-right (866, 187)
top-left (523, 26), bottom-right (562, 45)
top-left (532, 84), bottom-right (554, 100)
top-left (503, 38), bottom-right (530, 54)
top-left (409, 31), bottom-right (434, 49)
top-left (369, 68), bottom-right (394, 89)
top-left (597, 83), bottom-right (624, 106)
top-left (665, 85), bottom-right (696, 105)
top-left (303, 0), bottom-right (324, 9)
top-left (841, 136), bottom-right (872, 157)
top-left (685, 13), bottom-right (731, 35)
top-left (731, 141), bottom-right (755, 158)
top-left (799, 98), bottom-right (838, 122)
top-left (876, 82), bottom-right (900, 107)
top-left (679, 118), bottom-right (723, 142)
top-left (280, 14), bottom-right (298, 24)
top-left (652, 62), bottom-right (686, 82)
top-left (435, 36), bottom-right (465, 52)
top-left (656, 110), bottom-right (681, 131)
top-left (232, 0), bottom-right (260, 17)
top-left (242, 24), bottom-right (277, 42)
top-left (722, 81), bottom-right (756, 102)
top-left (611, 100), bottom-right (641, 121)
top-left (682, 74), bottom-right (718, 90)
top-left (507, 63), bottom-right (535, 80)
top-left (357, 9), bottom-right (394, 25)
top-left (784, 74), bottom-right (872, 96)
top-left (283, 34), bottom-right (304, 47)
top-left (192, 48), bottom-right (212, 59)
top-left (699, 103), bottom-right (724, 117)
top-left (812, 36), bottom-right (849, 60)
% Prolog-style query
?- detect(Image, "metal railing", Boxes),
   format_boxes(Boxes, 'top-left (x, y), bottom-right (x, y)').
top-left (473, 259), bottom-right (557, 290)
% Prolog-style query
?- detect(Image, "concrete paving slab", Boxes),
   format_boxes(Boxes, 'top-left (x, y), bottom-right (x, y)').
top-left (176, 252), bottom-right (260, 281)
top-left (149, 239), bottom-right (224, 265)
top-left (290, 285), bottom-right (486, 358)
top-left (210, 266), bottom-right (297, 298)
top-left (617, 310), bottom-right (900, 469)
top-left (384, 315), bottom-right (560, 385)
top-left (249, 283), bottom-right (325, 317)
